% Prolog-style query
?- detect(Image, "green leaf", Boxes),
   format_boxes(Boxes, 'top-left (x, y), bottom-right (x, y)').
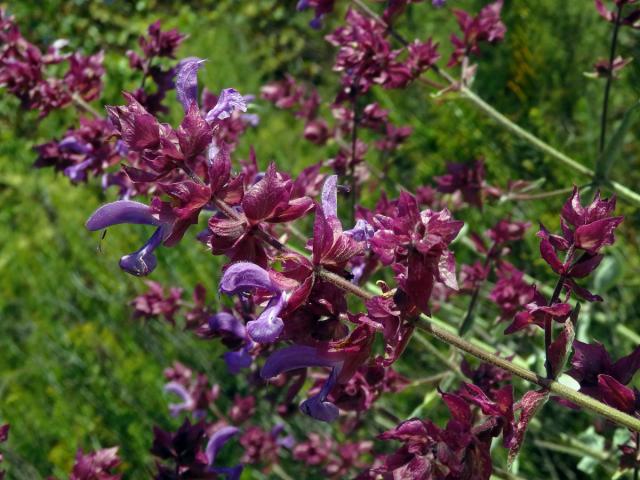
top-left (593, 255), bottom-right (623, 293)
top-left (595, 102), bottom-right (640, 182)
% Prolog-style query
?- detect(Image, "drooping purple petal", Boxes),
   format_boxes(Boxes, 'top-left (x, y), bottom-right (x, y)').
top-left (219, 262), bottom-right (279, 295)
top-left (205, 426), bottom-right (240, 466)
top-left (209, 312), bottom-right (246, 340)
top-left (59, 135), bottom-right (91, 154)
top-left (211, 465), bottom-right (244, 480)
top-left (261, 345), bottom-right (342, 379)
top-left (205, 88), bottom-right (247, 122)
top-left (164, 381), bottom-right (195, 417)
top-left (246, 293), bottom-right (286, 343)
top-left (64, 158), bottom-right (93, 183)
top-left (321, 175), bottom-right (338, 218)
top-left (176, 57), bottom-right (206, 112)
top-left (344, 218), bottom-right (375, 243)
top-left (119, 225), bottom-right (165, 276)
top-left (300, 367), bottom-right (340, 422)
top-left (86, 200), bottom-right (160, 231)
top-left (223, 343), bottom-right (253, 374)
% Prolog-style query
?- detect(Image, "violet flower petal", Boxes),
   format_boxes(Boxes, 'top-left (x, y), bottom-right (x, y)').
top-left (205, 88), bottom-right (247, 122)
top-left (176, 57), bottom-right (206, 112)
top-left (209, 312), bottom-right (246, 340)
top-left (86, 200), bottom-right (160, 231)
top-left (211, 465), bottom-right (244, 480)
top-left (223, 343), bottom-right (253, 374)
top-left (205, 426), bottom-right (240, 466)
top-left (119, 225), bottom-right (165, 276)
top-left (321, 175), bottom-right (338, 218)
top-left (246, 293), bottom-right (286, 343)
top-left (261, 345), bottom-right (342, 379)
top-left (300, 367), bottom-right (340, 422)
top-left (344, 218), bottom-right (374, 243)
top-left (59, 136), bottom-right (91, 154)
top-left (219, 262), bottom-right (278, 295)
top-left (64, 158), bottom-right (93, 183)
top-left (163, 381), bottom-right (195, 417)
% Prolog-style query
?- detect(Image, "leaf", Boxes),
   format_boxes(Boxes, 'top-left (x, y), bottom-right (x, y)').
top-left (593, 254), bottom-right (622, 293)
top-left (576, 426), bottom-right (606, 474)
top-left (595, 102), bottom-right (640, 182)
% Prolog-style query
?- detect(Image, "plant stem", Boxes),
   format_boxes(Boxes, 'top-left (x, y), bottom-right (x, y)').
top-left (544, 246), bottom-right (574, 378)
top-left (599, 4), bottom-right (623, 155)
top-left (71, 93), bottom-right (102, 119)
top-left (544, 274), bottom-right (566, 378)
top-left (635, 431), bottom-right (640, 480)
top-left (505, 186), bottom-right (574, 202)
top-left (348, 82), bottom-right (360, 225)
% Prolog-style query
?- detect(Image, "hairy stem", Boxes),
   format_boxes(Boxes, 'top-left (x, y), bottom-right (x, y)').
top-left (71, 93), bottom-right (102, 119)
top-left (599, 4), bottom-right (623, 155)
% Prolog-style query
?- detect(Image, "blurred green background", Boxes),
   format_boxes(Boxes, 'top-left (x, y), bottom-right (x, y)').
top-left (1, 0), bottom-right (640, 478)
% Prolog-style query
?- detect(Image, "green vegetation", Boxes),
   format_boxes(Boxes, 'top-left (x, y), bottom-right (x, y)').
top-left (1, 1), bottom-right (639, 478)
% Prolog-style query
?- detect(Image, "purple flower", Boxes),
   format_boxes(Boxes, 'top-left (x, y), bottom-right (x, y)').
top-left (175, 57), bottom-right (247, 121)
top-left (223, 341), bottom-right (255, 374)
top-left (176, 57), bottom-right (206, 111)
top-left (567, 340), bottom-right (640, 399)
top-left (131, 281), bottom-right (183, 324)
top-left (219, 262), bottom-right (287, 343)
top-left (312, 175), bottom-right (368, 269)
top-left (205, 426), bottom-right (240, 467)
top-left (370, 193), bottom-right (463, 314)
top-left (86, 200), bottom-right (173, 276)
top-left (435, 159), bottom-right (486, 208)
top-left (164, 381), bottom-right (195, 417)
top-left (560, 187), bottom-right (623, 255)
top-left (449, 0), bottom-right (506, 66)
top-left (68, 447), bottom-right (122, 480)
top-left (261, 345), bottom-right (343, 422)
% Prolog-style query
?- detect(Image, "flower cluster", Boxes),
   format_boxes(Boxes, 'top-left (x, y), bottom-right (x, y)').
top-left (151, 419), bottom-right (242, 480)
top-left (0, 9), bottom-right (104, 116)
top-left (448, 0), bottom-right (507, 67)
top-left (25, 19), bottom-right (190, 192)
top-left (372, 381), bottom-right (546, 478)
top-left (506, 187), bottom-right (623, 334)
top-left (326, 9), bottom-right (440, 93)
